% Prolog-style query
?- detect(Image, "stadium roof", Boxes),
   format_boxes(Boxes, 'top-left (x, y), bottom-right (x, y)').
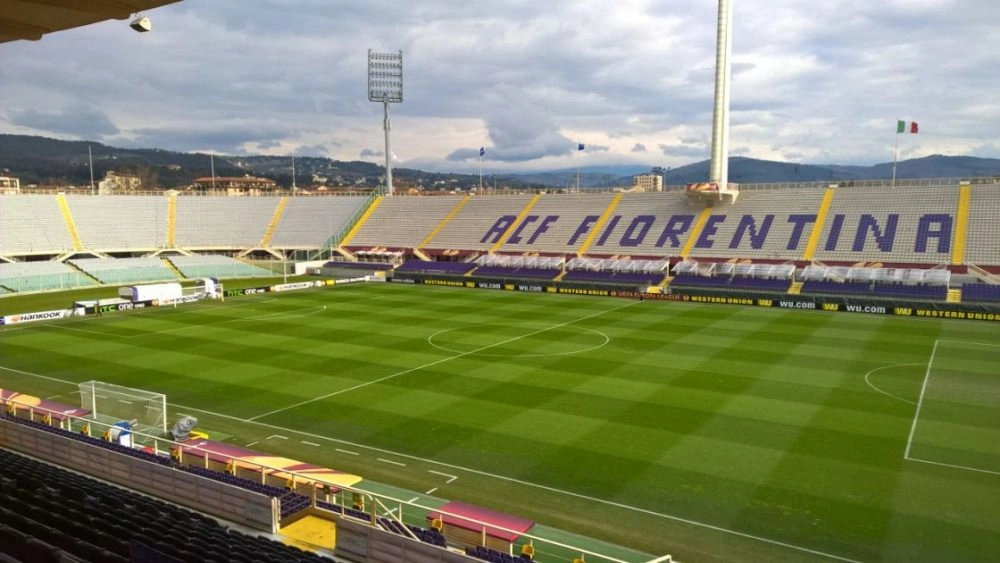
top-left (0, 0), bottom-right (180, 43)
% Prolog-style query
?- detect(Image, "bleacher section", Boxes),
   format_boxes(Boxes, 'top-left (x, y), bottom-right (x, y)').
top-left (69, 257), bottom-right (177, 284)
top-left (811, 185), bottom-right (958, 264)
top-left (965, 184), bottom-right (1000, 267)
top-left (0, 195), bottom-right (75, 255)
top-left (498, 193), bottom-right (618, 254)
top-left (423, 195), bottom-right (538, 252)
top-left (686, 188), bottom-right (829, 261)
top-left (174, 197), bottom-right (276, 249)
top-left (347, 196), bottom-right (463, 249)
top-left (168, 255), bottom-right (274, 278)
top-left (0, 447), bottom-right (325, 563)
top-left (66, 195), bottom-right (169, 252)
top-left (269, 196), bottom-right (369, 249)
top-left (0, 261), bottom-right (96, 292)
top-left (961, 283), bottom-right (1000, 303)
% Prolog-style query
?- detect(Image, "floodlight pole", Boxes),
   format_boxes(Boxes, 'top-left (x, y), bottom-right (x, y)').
top-left (368, 49), bottom-right (403, 196)
top-left (708, 0), bottom-right (733, 193)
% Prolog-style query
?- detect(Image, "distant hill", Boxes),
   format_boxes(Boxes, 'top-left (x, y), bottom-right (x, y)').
top-left (1, 134), bottom-right (997, 190)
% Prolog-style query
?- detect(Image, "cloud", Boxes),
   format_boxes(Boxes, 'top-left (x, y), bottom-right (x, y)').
top-left (0, 0), bottom-right (996, 172)
top-left (359, 148), bottom-right (383, 158)
top-left (631, 143), bottom-right (647, 153)
top-left (7, 105), bottom-right (119, 138)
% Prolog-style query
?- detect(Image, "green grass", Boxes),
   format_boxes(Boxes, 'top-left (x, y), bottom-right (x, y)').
top-left (1, 282), bottom-right (998, 562)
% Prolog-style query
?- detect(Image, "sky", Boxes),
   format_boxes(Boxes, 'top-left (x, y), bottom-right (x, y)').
top-left (1, 0), bottom-right (998, 173)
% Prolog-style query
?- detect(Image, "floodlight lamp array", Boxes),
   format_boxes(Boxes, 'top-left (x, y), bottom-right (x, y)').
top-left (368, 50), bottom-right (403, 103)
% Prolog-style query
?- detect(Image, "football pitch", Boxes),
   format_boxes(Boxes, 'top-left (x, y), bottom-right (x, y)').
top-left (1, 282), bottom-right (998, 562)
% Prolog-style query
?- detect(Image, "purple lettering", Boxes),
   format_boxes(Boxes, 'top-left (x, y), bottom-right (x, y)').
top-left (508, 215), bottom-right (539, 244)
top-left (527, 215), bottom-right (559, 244)
top-left (852, 214), bottom-right (898, 252)
top-left (729, 214), bottom-right (774, 249)
top-left (786, 214), bottom-right (816, 250)
top-left (619, 215), bottom-right (656, 247)
top-left (595, 216), bottom-right (622, 246)
top-left (568, 216), bottom-right (599, 246)
top-left (914, 214), bottom-right (952, 253)
top-left (480, 215), bottom-right (516, 244)
top-left (824, 214), bottom-right (845, 251)
top-left (695, 216), bottom-right (726, 248)
top-left (655, 215), bottom-right (694, 248)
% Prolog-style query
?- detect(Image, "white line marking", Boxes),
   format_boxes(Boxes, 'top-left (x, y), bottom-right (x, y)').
top-left (0, 364), bottom-right (861, 562)
top-left (245, 441), bottom-right (259, 447)
top-left (248, 301), bottom-right (637, 421)
top-left (46, 395), bottom-right (61, 400)
top-left (904, 340), bottom-right (938, 460)
top-left (336, 448), bottom-right (360, 456)
top-left (905, 456), bottom-right (1000, 477)
top-left (266, 434), bottom-right (288, 440)
top-left (863, 363), bottom-right (922, 405)
top-left (408, 496), bottom-right (420, 504)
top-left (378, 458), bottom-right (406, 467)
top-left (426, 324), bottom-right (611, 358)
top-left (429, 470), bottom-right (458, 484)
top-left (302, 441), bottom-right (320, 447)
top-left (425, 487), bottom-right (437, 495)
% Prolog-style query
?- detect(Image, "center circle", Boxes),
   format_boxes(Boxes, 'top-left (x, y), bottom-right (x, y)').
top-left (427, 323), bottom-right (610, 358)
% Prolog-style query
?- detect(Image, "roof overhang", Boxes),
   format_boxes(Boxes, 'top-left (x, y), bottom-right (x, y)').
top-left (0, 0), bottom-right (181, 43)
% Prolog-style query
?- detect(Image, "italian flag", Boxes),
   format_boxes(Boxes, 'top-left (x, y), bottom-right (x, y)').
top-left (897, 120), bottom-right (918, 134)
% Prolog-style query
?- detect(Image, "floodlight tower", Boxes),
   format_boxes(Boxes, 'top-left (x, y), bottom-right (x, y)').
top-left (368, 49), bottom-right (403, 196)
top-left (708, 0), bottom-right (734, 193)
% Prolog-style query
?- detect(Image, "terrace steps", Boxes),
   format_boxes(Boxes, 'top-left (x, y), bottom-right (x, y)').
top-left (575, 192), bottom-right (623, 256)
top-left (419, 195), bottom-right (470, 249)
top-left (946, 288), bottom-right (962, 303)
top-left (162, 258), bottom-right (185, 278)
top-left (166, 194), bottom-right (177, 248)
top-left (339, 195), bottom-right (384, 248)
top-left (412, 247), bottom-right (432, 261)
top-left (55, 194), bottom-right (84, 251)
top-left (679, 207), bottom-right (714, 258)
top-left (951, 183), bottom-right (971, 265)
top-left (489, 194), bottom-right (541, 253)
top-left (788, 281), bottom-right (803, 295)
top-left (260, 196), bottom-right (289, 247)
top-left (553, 270), bottom-right (567, 282)
top-left (802, 187), bottom-right (836, 261)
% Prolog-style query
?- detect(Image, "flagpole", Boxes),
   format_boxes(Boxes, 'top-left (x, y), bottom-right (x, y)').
top-left (891, 121), bottom-right (899, 189)
top-left (479, 152), bottom-right (483, 192)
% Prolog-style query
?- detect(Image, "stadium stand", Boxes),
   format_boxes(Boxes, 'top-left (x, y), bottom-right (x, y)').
top-left (69, 257), bottom-right (178, 284)
top-left (497, 192), bottom-right (618, 255)
top-left (686, 188), bottom-right (829, 260)
top-left (811, 185), bottom-right (958, 264)
top-left (423, 194), bottom-right (538, 252)
top-left (174, 197), bottom-right (276, 249)
top-left (961, 282), bottom-right (1000, 302)
top-left (0, 195), bottom-right (75, 255)
top-left (0, 447), bottom-right (325, 563)
top-left (269, 196), bottom-right (369, 249)
top-left (167, 254), bottom-right (273, 278)
top-left (966, 184), bottom-right (1000, 267)
top-left (347, 195), bottom-right (462, 249)
top-left (66, 195), bottom-right (169, 252)
top-left (0, 261), bottom-right (96, 292)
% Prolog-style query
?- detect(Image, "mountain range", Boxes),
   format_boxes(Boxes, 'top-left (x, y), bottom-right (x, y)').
top-left (1, 134), bottom-right (998, 190)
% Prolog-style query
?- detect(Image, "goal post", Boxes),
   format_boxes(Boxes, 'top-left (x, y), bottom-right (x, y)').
top-left (78, 381), bottom-right (168, 435)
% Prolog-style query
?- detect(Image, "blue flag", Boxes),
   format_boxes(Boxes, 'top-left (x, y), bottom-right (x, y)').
top-left (479, 147), bottom-right (485, 157)
top-left (578, 143), bottom-right (585, 151)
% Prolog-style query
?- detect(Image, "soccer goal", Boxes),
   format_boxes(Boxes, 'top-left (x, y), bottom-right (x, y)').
top-left (78, 381), bottom-right (168, 436)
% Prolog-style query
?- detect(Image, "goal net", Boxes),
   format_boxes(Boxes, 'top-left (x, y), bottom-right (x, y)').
top-left (78, 381), bottom-right (168, 436)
